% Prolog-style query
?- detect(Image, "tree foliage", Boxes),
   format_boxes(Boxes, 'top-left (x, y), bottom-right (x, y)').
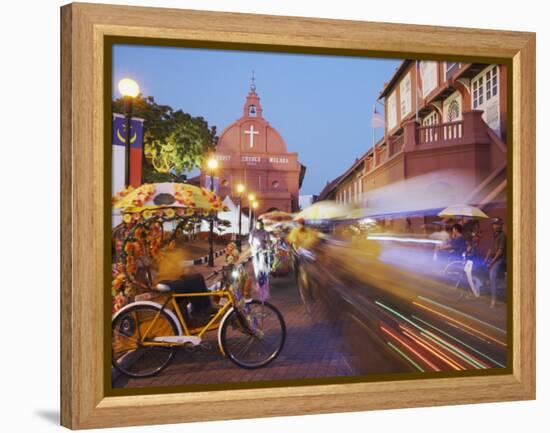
top-left (112, 95), bottom-right (218, 182)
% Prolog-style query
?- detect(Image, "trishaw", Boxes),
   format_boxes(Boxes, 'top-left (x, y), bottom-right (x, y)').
top-left (258, 211), bottom-right (294, 277)
top-left (111, 183), bottom-right (286, 378)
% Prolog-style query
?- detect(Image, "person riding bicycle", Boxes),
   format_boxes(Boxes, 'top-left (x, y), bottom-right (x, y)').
top-left (437, 223), bottom-right (466, 261)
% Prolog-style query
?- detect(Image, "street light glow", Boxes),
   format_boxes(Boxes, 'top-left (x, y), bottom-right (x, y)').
top-left (207, 158), bottom-right (219, 170)
top-left (237, 184), bottom-right (245, 194)
top-left (118, 78), bottom-right (140, 98)
top-left (248, 193), bottom-right (255, 202)
top-left (252, 201), bottom-right (259, 209)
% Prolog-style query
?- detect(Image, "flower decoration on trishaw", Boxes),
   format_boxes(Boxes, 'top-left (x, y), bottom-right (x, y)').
top-left (111, 182), bottom-right (228, 314)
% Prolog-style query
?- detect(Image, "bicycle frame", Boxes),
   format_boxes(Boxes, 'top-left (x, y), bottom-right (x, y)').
top-left (139, 289), bottom-right (236, 348)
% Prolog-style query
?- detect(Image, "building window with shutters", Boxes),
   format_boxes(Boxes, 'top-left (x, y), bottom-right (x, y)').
top-left (445, 62), bottom-right (460, 80)
top-left (400, 73), bottom-right (411, 118)
top-left (473, 76), bottom-right (484, 108)
top-left (420, 61), bottom-right (437, 98)
top-left (387, 91), bottom-right (397, 131)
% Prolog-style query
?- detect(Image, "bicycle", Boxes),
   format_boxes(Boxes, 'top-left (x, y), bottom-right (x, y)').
top-left (442, 251), bottom-right (483, 298)
top-left (112, 263), bottom-right (286, 378)
top-left (291, 247), bottom-right (318, 314)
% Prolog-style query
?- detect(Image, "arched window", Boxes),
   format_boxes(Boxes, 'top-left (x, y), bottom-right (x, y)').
top-left (248, 105), bottom-right (257, 117)
top-left (272, 180), bottom-right (279, 188)
top-left (447, 100), bottom-right (460, 122)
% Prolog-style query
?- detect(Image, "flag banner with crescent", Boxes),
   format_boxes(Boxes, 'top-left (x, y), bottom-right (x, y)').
top-left (112, 113), bottom-right (144, 149)
top-left (205, 175), bottom-right (219, 194)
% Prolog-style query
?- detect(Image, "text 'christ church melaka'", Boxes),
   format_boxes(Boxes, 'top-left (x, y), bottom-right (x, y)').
top-left (200, 79), bottom-right (305, 214)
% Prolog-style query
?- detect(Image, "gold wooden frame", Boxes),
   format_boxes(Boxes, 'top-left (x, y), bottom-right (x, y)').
top-left (61, 2), bottom-right (536, 429)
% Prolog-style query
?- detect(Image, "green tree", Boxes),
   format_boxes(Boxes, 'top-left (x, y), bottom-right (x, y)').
top-left (112, 95), bottom-right (218, 182)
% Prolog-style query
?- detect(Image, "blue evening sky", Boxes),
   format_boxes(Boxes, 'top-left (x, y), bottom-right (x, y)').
top-left (113, 45), bottom-right (401, 195)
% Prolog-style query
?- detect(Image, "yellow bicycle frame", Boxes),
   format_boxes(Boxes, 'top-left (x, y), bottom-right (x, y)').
top-left (139, 289), bottom-right (237, 349)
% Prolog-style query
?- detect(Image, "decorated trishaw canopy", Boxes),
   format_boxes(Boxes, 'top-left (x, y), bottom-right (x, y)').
top-left (112, 182), bottom-right (228, 214)
top-left (259, 210), bottom-right (294, 225)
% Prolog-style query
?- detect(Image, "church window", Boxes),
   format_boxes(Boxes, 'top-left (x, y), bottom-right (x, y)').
top-left (248, 105), bottom-right (257, 117)
top-left (221, 179), bottom-right (229, 187)
top-left (272, 180), bottom-right (279, 188)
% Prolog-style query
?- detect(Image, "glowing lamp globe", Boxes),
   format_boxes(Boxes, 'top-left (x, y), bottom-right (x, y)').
top-left (252, 202), bottom-right (259, 209)
top-left (118, 78), bottom-right (140, 98)
top-left (248, 194), bottom-right (255, 202)
top-left (207, 158), bottom-right (219, 170)
top-left (237, 184), bottom-right (245, 194)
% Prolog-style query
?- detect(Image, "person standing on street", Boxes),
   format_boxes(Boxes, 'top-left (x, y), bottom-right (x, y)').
top-left (484, 218), bottom-right (507, 309)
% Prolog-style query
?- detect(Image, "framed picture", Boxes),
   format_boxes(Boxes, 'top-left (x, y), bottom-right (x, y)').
top-left (60, 2), bottom-right (536, 429)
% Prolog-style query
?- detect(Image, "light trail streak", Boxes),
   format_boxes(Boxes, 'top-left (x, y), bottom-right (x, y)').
top-left (376, 300), bottom-right (503, 369)
top-left (445, 320), bottom-right (491, 344)
top-left (413, 302), bottom-right (507, 347)
top-left (367, 235), bottom-right (443, 245)
top-left (417, 296), bottom-right (507, 335)
top-left (380, 325), bottom-right (440, 371)
top-left (375, 301), bottom-right (421, 329)
top-left (420, 330), bottom-right (488, 369)
top-left (387, 341), bottom-right (425, 372)
top-left (412, 315), bottom-right (506, 368)
top-left (398, 324), bottom-right (485, 369)
top-left (401, 329), bottom-right (464, 371)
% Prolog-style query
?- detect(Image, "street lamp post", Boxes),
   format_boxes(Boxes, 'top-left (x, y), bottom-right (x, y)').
top-left (252, 201), bottom-right (259, 226)
top-left (236, 184), bottom-right (245, 252)
top-left (118, 78), bottom-right (140, 187)
top-left (207, 158), bottom-right (219, 267)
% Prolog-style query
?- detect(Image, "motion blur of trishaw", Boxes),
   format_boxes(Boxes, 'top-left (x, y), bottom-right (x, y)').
top-left (258, 211), bottom-right (295, 277)
top-left (111, 183), bottom-right (286, 378)
top-left (285, 201), bottom-right (349, 313)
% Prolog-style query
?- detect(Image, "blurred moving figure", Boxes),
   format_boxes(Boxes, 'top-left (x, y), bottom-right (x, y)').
top-left (484, 218), bottom-right (507, 308)
top-left (249, 219), bottom-right (272, 300)
top-left (287, 218), bottom-right (321, 252)
top-left (430, 222), bottom-right (450, 261)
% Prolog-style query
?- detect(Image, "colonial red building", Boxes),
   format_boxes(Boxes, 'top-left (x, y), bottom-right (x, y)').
top-left (201, 80), bottom-right (305, 214)
top-left (319, 61), bottom-right (507, 232)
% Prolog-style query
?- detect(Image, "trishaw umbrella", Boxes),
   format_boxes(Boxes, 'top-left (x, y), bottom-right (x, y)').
top-left (112, 182), bottom-right (228, 213)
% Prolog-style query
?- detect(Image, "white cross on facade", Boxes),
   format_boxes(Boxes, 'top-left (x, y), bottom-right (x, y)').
top-left (244, 125), bottom-right (259, 148)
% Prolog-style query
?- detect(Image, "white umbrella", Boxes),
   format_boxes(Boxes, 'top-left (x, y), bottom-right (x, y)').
top-left (438, 205), bottom-right (489, 219)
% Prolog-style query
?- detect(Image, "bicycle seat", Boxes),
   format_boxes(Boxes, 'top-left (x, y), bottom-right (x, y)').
top-left (157, 273), bottom-right (213, 313)
top-left (155, 273), bottom-right (208, 294)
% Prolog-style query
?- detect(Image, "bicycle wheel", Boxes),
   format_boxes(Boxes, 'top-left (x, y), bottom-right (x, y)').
top-left (444, 261), bottom-right (465, 291)
top-left (220, 300), bottom-right (286, 369)
top-left (112, 304), bottom-right (179, 378)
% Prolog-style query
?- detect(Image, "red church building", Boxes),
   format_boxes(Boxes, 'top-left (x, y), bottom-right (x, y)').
top-left (201, 79), bottom-right (305, 214)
